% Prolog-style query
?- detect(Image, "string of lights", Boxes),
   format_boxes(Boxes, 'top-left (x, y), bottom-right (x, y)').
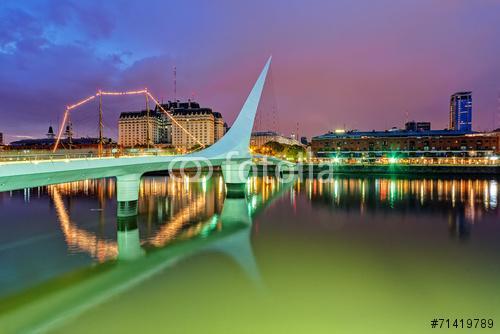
top-left (53, 110), bottom-right (70, 152)
top-left (145, 92), bottom-right (205, 148)
top-left (52, 89), bottom-right (205, 152)
top-left (100, 90), bottom-right (147, 96)
top-left (67, 95), bottom-right (97, 110)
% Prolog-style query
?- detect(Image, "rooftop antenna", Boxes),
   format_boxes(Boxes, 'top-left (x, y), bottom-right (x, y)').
top-left (65, 113), bottom-right (73, 150)
top-left (173, 66), bottom-right (177, 101)
top-left (98, 90), bottom-right (103, 157)
top-left (145, 88), bottom-right (151, 149)
top-left (267, 66), bottom-right (279, 134)
top-left (496, 91), bottom-right (500, 130)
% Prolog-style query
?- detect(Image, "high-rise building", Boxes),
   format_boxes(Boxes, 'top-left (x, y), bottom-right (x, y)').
top-left (0, 132), bottom-right (3, 146)
top-left (159, 117), bottom-right (172, 144)
top-left (119, 101), bottom-right (224, 150)
top-left (450, 92), bottom-right (472, 132)
top-left (118, 110), bottom-right (162, 147)
top-left (214, 112), bottom-right (225, 142)
top-left (166, 100), bottom-right (225, 150)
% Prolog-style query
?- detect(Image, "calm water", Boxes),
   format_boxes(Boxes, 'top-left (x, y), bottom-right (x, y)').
top-left (0, 175), bottom-right (499, 333)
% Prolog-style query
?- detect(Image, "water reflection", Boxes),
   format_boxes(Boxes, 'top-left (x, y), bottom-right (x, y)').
top-left (3, 176), bottom-right (498, 263)
top-left (302, 177), bottom-right (498, 218)
top-left (43, 175), bottom-right (292, 263)
top-left (0, 174), bottom-right (497, 301)
top-left (0, 175), bottom-right (299, 333)
top-left (50, 186), bottom-right (118, 262)
top-left (34, 176), bottom-right (500, 263)
top-left (448, 211), bottom-right (470, 240)
top-left (117, 215), bottom-right (144, 261)
top-left (0, 174), bottom-right (499, 333)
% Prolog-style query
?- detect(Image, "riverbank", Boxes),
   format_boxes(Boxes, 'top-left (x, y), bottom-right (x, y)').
top-left (253, 163), bottom-right (500, 176)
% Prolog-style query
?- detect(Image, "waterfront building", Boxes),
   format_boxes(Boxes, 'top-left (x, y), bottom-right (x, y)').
top-left (9, 137), bottom-right (114, 150)
top-left (118, 110), bottom-right (162, 147)
top-left (6, 125), bottom-right (114, 150)
top-left (450, 92), bottom-right (472, 132)
top-left (0, 132), bottom-right (3, 146)
top-left (119, 100), bottom-right (224, 150)
top-left (163, 101), bottom-right (225, 150)
top-left (405, 121), bottom-right (431, 132)
top-left (214, 112), bottom-right (225, 142)
top-left (171, 108), bottom-right (214, 149)
top-left (160, 117), bottom-right (172, 144)
top-left (311, 128), bottom-right (500, 157)
top-left (250, 131), bottom-right (303, 148)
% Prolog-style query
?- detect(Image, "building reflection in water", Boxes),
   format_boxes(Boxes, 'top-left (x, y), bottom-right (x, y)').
top-left (448, 211), bottom-right (470, 241)
top-left (301, 176), bottom-right (498, 239)
top-left (45, 174), bottom-right (289, 263)
top-left (303, 177), bottom-right (498, 214)
top-left (42, 175), bottom-right (498, 261)
top-left (50, 186), bottom-right (118, 262)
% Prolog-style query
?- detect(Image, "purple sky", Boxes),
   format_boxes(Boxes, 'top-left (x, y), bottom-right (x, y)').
top-left (1, 0), bottom-right (500, 143)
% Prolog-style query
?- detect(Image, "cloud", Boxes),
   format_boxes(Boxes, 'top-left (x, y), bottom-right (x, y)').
top-left (44, 0), bottom-right (115, 39)
top-left (0, 7), bottom-right (46, 54)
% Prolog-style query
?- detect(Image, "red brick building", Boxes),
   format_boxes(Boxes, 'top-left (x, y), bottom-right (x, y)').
top-left (311, 130), bottom-right (500, 157)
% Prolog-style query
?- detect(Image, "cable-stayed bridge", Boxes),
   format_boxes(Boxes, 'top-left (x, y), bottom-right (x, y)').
top-left (0, 58), bottom-right (295, 198)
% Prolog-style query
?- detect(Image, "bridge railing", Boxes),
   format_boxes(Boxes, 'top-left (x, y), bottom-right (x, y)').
top-left (0, 153), bottom-right (96, 163)
top-left (0, 150), bottom-right (180, 163)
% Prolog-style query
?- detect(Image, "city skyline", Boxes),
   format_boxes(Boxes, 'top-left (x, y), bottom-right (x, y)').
top-left (1, 0), bottom-right (500, 143)
top-left (0, 4), bottom-right (499, 332)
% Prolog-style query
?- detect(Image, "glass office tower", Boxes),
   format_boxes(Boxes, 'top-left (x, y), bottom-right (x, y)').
top-left (449, 92), bottom-right (472, 132)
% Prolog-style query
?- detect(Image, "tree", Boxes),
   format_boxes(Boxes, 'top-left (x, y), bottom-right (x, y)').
top-left (284, 144), bottom-right (306, 161)
top-left (189, 144), bottom-right (203, 152)
top-left (263, 141), bottom-right (285, 155)
top-left (260, 141), bottom-right (305, 161)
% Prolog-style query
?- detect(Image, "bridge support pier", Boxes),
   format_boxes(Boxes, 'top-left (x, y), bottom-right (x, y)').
top-left (221, 161), bottom-right (251, 198)
top-left (115, 174), bottom-right (143, 260)
top-left (116, 173), bottom-right (141, 220)
top-left (116, 174), bottom-right (142, 203)
top-left (117, 200), bottom-right (138, 217)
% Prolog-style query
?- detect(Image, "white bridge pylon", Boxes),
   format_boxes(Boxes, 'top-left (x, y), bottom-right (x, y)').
top-left (198, 56), bottom-right (271, 160)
